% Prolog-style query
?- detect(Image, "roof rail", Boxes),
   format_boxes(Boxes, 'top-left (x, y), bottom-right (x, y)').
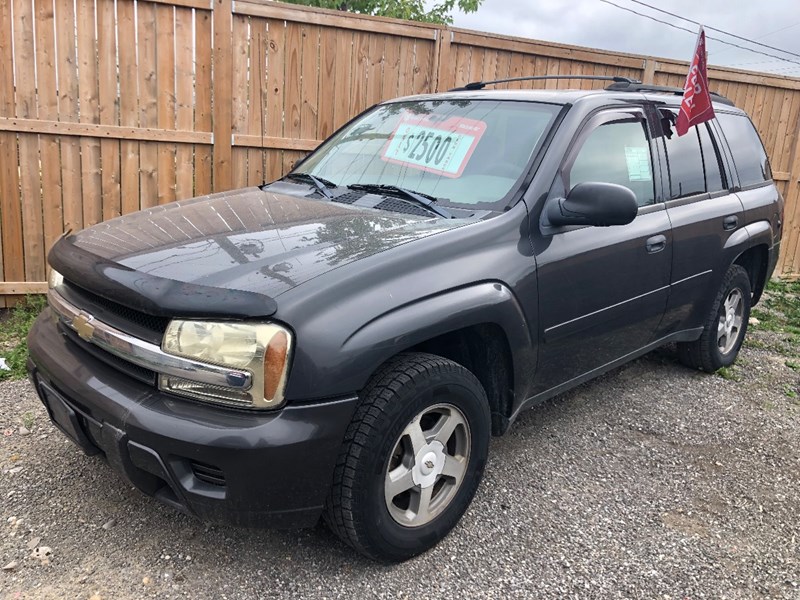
top-left (605, 81), bottom-right (735, 106)
top-left (449, 75), bottom-right (639, 91)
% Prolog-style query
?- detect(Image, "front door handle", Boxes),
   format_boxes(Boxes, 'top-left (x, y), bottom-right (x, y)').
top-left (723, 215), bottom-right (738, 230)
top-left (646, 234), bottom-right (667, 254)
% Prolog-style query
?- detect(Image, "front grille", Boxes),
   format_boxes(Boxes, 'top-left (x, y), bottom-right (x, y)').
top-left (60, 324), bottom-right (157, 385)
top-left (60, 281), bottom-right (170, 345)
top-left (190, 461), bottom-right (226, 487)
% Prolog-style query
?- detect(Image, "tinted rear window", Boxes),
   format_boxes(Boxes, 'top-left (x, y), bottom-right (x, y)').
top-left (717, 112), bottom-right (771, 187)
top-left (661, 119), bottom-right (706, 199)
top-left (697, 123), bottom-right (725, 193)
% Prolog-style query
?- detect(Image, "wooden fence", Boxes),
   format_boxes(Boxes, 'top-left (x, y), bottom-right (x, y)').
top-left (0, 0), bottom-right (799, 304)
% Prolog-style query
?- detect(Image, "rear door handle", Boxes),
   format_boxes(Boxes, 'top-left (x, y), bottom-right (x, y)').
top-left (646, 234), bottom-right (667, 254)
top-left (723, 215), bottom-right (738, 230)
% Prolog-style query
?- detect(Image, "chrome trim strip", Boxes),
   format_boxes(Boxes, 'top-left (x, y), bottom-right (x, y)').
top-left (48, 289), bottom-right (252, 390)
top-left (671, 269), bottom-right (713, 287)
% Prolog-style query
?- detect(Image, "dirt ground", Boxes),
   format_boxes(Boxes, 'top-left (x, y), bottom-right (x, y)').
top-left (0, 320), bottom-right (799, 599)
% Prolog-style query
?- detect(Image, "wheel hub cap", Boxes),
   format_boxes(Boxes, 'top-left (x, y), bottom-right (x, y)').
top-left (717, 287), bottom-right (744, 355)
top-left (414, 443), bottom-right (445, 487)
top-left (384, 403), bottom-right (471, 528)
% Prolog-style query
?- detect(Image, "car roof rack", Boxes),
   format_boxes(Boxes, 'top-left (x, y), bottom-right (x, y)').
top-left (449, 75), bottom-right (640, 91)
top-left (605, 80), bottom-right (735, 106)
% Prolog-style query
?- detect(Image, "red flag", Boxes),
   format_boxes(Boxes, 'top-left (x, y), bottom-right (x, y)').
top-left (675, 27), bottom-right (715, 136)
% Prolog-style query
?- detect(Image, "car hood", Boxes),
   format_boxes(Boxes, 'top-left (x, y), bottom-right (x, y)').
top-left (61, 187), bottom-right (468, 313)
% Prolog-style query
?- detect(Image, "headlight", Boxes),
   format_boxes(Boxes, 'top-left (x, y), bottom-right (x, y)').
top-left (160, 320), bottom-right (292, 410)
top-left (48, 269), bottom-right (64, 289)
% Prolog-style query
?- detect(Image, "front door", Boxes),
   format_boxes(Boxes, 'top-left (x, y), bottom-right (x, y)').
top-left (533, 107), bottom-right (672, 394)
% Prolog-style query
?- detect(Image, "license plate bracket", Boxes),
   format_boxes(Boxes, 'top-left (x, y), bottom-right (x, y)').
top-left (37, 379), bottom-right (100, 456)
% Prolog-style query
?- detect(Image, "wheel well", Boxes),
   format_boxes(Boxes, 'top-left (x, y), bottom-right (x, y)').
top-left (734, 245), bottom-right (769, 305)
top-left (407, 324), bottom-right (514, 437)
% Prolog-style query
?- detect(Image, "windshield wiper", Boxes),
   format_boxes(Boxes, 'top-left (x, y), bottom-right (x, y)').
top-left (347, 184), bottom-right (454, 219)
top-left (283, 172), bottom-right (336, 200)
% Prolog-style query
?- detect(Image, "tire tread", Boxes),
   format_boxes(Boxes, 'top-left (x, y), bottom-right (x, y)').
top-left (678, 264), bottom-right (751, 372)
top-left (323, 352), bottom-right (484, 560)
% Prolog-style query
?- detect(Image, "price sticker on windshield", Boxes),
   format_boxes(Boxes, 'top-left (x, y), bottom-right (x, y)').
top-left (381, 114), bottom-right (487, 177)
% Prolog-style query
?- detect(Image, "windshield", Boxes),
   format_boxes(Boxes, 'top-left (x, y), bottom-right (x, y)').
top-left (295, 99), bottom-right (561, 210)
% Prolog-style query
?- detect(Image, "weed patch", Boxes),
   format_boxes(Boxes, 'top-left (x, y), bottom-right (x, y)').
top-left (0, 296), bottom-right (47, 380)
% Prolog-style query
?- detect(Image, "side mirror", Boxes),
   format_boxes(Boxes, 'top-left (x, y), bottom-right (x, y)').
top-left (547, 182), bottom-right (638, 227)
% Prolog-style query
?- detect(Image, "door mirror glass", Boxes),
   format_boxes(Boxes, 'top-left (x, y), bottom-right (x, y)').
top-left (547, 181), bottom-right (638, 227)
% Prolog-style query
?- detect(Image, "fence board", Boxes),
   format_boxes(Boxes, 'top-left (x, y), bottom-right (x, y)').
top-left (118, 0), bottom-right (141, 216)
top-left (332, 28), bottom-right (354, 131)
top-left (367, 34), bottom-right (384, 104)
top-left (98, 0), bottom-right (121, 221)
top-left (301, 25), bottom-right (320, 142)
top-left (283, 22), bottom-right (302, 173)
top-left (248, 19), bottom-right (269, 185)
top-left (318, 28), bottom-right (337, 139)
top-left (213, 0), bottom-right (234, 191)
top-left (2, 0), bottom-right (800, 296)
top-left (31, 0), bottom-right (61, 276)
top-left (14, 0), bottom-right (46, 283)
top-left (0, 1), bottom-right (17, 305)
top-left (195, 9), bottom-right (214, 195)
top-left (175, 7), bottom-right (195, 199)
top-left (350, 32), bottom-right (370, 115)
top-left (77, 0), bottom-right (102, 229)
top-left (266, 18), bottom-right (286, 181)
top-left (231, 14), bottom-right (250, 188)
top-left (138, 1), bottom-right (159, 209)
top-left (156, 5), bottom-right (177, 205)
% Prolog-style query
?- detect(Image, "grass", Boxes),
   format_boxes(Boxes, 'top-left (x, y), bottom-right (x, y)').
top-left (21, 410), bottom-right (36, 429)
top-left (716, 365), bottom-right (740, 381)
top-left (750, 279), bottom-right (800, 333)
top-left (748, 279), bottom-right (800, 358)
top-left (0, 295), bottom-right (47, 380)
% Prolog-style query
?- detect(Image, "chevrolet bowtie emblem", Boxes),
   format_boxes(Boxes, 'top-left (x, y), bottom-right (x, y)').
top-left (72, 312), bottom-right (96, 341)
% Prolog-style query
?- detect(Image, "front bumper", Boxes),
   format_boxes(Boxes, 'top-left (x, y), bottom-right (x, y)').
top-left (28, 308), bottom-right (358, 528)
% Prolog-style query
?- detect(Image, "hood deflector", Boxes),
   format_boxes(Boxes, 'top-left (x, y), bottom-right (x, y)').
top-left (49, 237), bottom-right (278, 319)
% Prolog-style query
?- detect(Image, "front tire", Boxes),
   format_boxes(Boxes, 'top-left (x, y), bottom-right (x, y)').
top-left (678, 264), bottom-right (751, 372)
top-left (324, 353), bottom-right (490, 562)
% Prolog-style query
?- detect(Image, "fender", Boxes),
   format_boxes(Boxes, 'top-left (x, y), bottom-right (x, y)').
top-left (286, 282), bottom-right (536, 403)
top-left (687, 219), bottom-right (773, 326)
top-left (723, 219), bottom-right (772, 252)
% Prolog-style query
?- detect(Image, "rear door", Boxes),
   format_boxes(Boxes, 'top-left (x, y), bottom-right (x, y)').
top-left (533, 106), bottom-right (672, 394)
top-left (656, 110), bottom-right (745, 335)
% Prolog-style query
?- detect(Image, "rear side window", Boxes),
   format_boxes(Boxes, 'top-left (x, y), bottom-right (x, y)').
top-left (567, 118), bottom-right (655, 207)
top-left (697, 123), bottom-right (726, 193)
top-left (717, 112), bottom-right (771, 187)
top-left (661, 121), bottom-right (705, 199)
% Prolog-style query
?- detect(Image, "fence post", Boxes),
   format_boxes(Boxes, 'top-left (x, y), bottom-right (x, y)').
top-left (779, 111), bottom-right (800, 276)
top-left (642, 58), bottom-right (656, 84)
top-left (213, 0), bottom-right (233, 192)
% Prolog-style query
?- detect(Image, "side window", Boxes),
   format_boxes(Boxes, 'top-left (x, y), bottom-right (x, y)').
top-left (716, 112), bottom-right (771, 187)
top-left (661, 117), bottom-right (706, 199)
top-left (698, 122), bottom-right (726, 193)
top-left (567, 118), bottom-right (655, 207)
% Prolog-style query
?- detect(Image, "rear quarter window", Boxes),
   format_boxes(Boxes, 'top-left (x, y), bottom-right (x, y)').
top-left (716, 112), bottom-right (771, 188)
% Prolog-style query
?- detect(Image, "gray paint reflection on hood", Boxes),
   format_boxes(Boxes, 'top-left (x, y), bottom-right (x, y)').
top-left (70, 188), bottom-right (468, 298)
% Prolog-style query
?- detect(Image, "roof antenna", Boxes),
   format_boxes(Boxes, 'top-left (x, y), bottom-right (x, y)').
top-left (258, 28), bottom-right (267, 187)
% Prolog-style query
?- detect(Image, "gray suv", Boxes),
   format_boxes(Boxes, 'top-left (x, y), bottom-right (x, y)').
top-left (29, 76), bottom-right (783, 562)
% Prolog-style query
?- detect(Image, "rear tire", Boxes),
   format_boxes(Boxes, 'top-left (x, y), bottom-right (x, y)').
top-left (678, 264), bottom-right (751, 372)
top-left (324, 352), bottom-right (490, 562)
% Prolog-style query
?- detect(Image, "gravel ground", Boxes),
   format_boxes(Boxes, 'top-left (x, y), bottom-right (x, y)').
top-left (1, 331), bottom-right (799, 599)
